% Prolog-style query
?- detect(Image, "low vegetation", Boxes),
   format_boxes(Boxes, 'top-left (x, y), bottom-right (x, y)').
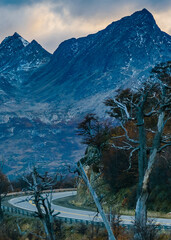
top-left (0, 215), bottom-right (170, 240)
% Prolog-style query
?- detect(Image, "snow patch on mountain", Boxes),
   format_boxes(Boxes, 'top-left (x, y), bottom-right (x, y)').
top-left (19, 36), bottom-right (29, 47)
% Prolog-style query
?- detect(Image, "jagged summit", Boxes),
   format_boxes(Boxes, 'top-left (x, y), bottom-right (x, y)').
top-left (121, 8), bottom-right (155, 22)
top-left (30, 39), bottom-right (39, 45)
top-left (29, 39), bottom-right (45, 50)
top-left (13, 32), bottom-right (21, 38)
top-left (130, 8), bottom-right (157, 26)
top-left (0, 32), bottom-right (26, 51)
top-left (102, 8), bottom-right (158, 39)
top-left (1, 32), bottom-right (29, 46)
top-left (0, 33), bottom-right (51, 86)
top-left (29, 8), bottom-right (171, 104)
top-left (132, 8), bottom-right (154, 17)
top-left (52, 9), bottom-right (159, 62)
top-left (55, 8), bottom-right (156, 51)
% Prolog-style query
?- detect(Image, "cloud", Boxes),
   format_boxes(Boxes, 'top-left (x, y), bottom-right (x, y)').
top-left (0, 0), bottom-right (171, 53)
top-left (1, 0), bottom-right (171, 12)
top-left (0, 5), bottom-right (31, 41)
top-left (57, 0), bottom-right (171, 16)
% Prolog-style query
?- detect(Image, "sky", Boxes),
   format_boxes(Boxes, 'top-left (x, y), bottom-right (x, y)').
top-left (0, 0), bottom-right (171, 53)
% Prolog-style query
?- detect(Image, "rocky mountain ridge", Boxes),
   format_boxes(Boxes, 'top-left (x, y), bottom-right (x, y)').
top-left (25, 8), bottom-right (171, 118)
top-left (0, 9), bottom-right (171, 178)
top-left (0, 32), bottom-right (51, 105)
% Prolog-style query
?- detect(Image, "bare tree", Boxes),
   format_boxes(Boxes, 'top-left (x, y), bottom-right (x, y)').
top-left (77, 161), bottom-right (116, 240)
top-left (77, 113), bottom-right (111, 163)
top-left (23, 167), bottom-right (59, 240)
top-left (77, 115), bottom-right (116, 240)
top-left (104, 62), bottom-right (171, 239)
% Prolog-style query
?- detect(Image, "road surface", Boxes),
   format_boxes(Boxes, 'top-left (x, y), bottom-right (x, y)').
top-left (9, 191), bottom-right (171, 227)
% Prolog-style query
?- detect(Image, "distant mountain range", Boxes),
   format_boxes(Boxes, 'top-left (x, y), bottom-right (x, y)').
top-left (0, 9), bottom-right (171, 178)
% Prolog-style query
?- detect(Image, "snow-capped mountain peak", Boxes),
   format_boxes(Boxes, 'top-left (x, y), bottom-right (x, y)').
top-left (0, 32), bottom-right (29, 50)
top-left (0, 33), bottom-right (51, 87)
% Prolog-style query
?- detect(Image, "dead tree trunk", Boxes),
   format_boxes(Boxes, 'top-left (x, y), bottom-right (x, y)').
top-left (34, 194), bottom-right (55, 240)
top-left (134, 109), bottom-right (166, 239)
top-left (137, 106), bottom-right (147, 197)
top-left (104, 69), bottom-right (171, 239)
top-left (77, 161), bottom-right (116, 240)
top-left (30, 168), bottom-right (56, 240)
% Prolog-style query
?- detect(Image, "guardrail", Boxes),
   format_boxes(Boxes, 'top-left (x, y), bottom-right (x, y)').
top-left (2, 189), bottom-right (171, 231)
top-left (6, 188), bottom-right (77, 197)
top-left (1, 205), bottom-right (104, 227)
top-left (2, 205), bottom-right (171, 230)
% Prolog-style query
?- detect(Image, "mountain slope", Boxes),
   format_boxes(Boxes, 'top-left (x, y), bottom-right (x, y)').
top-left (0, 9), bottom-right (171, 178)
top-left (26, 8), bottom-right (171, 118)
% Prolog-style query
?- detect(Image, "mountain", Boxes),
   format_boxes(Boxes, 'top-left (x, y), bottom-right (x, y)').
top-left (0, 32), bottom-right (51, 104)
top-left (26, 8), bottom-right (171, 118)
top-left (0, 32), bottom-right (51, 85)
top-left (0, 9), bottom-right (171, 178)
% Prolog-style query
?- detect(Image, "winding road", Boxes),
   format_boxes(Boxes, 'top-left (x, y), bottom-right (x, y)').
top-left (9, 191), bottom-right (171, 227)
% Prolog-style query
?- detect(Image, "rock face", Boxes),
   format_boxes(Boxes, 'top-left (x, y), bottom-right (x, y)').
top-left (0, 32), bottom-right (51, 86)
top-left (0, 32), bottom-right (51, 104)
top-left (0, 9), bottom-right (171, 178)
top-left (26, 8), bottom-right (171, 117)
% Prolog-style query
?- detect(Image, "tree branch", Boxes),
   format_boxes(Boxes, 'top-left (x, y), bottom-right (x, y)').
top-left (113, 99), bottom-right (134, 120)
top-left (124, 147), bottom-right (139, 171)
top-left (111, 142), bottom-right (133, 151)
top-left (158, 143), bottom-right (171, 152)
top-left (144, 109), bottom-right (157, 117)
top-left (120, 122), bottom-right (139, 144)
